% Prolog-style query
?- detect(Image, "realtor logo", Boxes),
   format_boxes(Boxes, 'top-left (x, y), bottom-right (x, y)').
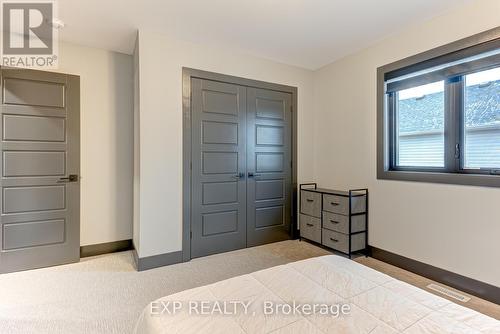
top-left (1, 0), bottom-right (58, 68)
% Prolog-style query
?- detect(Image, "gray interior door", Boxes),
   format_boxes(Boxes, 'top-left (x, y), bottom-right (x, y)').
top-left (0, 68), bottom-right (80, 273)
top-left (191, 78), bottom-right (247, 258)
top-left (246, 88), bottom-right (292, 246)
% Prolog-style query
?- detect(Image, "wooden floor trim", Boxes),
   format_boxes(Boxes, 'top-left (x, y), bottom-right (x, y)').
top-left (80, 240), bottom-right (133, 258)
top-left (369, 246), bottom-right (500, 305)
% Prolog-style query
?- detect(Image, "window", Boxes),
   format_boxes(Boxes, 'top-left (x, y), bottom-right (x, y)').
top-left (378, 28), bottom-right (500, 187)
top-left (396, 81), bottom-right (445, 168)
top-left (388, 63), bottom-right (500, 174)
top-left (463, 68), bottom-right (500, 170)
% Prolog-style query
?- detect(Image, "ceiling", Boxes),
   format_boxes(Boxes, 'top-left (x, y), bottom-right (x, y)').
top-left (58, 0), bottom-right (473, 70)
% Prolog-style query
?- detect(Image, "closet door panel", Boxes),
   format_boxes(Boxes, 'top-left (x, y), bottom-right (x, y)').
top-left (246, 88), bottom-right (292, 246)
top-left (190, 79), bottom-right (247, 258)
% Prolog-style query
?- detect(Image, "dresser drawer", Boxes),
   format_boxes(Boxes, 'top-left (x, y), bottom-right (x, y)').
top-left (322, 211), bottom-right (348, 233)
top-left (300, 214), bottom-right (321, 243)
top-left (322, 229), bottom-right (366, 253)
top-left (322, 229), bottom-right (349, 253)
top-left (300, 190), bottom-right (321, 218)
top-left (350, 232), bottom-right (366, 252)
top-left (323, 194), bottom-right (366, 215)
top-left (323, 212), bottom-right (366, 234)
top-left (351, 215), bottom-right (366, 233)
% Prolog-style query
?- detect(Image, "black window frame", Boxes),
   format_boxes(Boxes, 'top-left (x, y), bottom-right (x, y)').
top-left (377, 27), bottom-right (500, 187)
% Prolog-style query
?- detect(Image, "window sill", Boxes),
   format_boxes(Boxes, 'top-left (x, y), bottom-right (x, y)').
top-left (377, 169), bottom-right (500, 188)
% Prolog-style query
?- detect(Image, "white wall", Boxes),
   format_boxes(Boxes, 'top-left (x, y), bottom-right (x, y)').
top-left (133, 0), bottom-right (500, 286)
top-left (313, 0), bottom-right (500, 286)
top-left (57, 42), bottom-right (134, 246)
top-left (134, 31), bottom-right (315, 258)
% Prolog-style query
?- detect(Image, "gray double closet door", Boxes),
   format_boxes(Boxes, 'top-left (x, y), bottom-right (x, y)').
top-left (191, 78), bottom-right (292, 258)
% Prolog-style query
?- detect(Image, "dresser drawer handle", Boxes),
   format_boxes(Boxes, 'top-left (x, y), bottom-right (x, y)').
top-left (330, 220), bottom-right (340, 224)
top-left (330, 202), bottom-right (339, 206)
top-left (306, 223), bottom-right (314, 227)
top-left (330, 238), bottom-right (339, 243)
top-left (306, 199), bottom-right (314, 202)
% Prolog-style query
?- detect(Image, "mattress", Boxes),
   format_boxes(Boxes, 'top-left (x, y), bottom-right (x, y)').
top-left (135, 255), bottom-right (500, 333)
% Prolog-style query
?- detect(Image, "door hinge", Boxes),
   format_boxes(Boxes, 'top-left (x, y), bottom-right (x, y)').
top-left (190, 231), bottom-right (192, 239)
top-left (190, 162), bottom-right (192, 170)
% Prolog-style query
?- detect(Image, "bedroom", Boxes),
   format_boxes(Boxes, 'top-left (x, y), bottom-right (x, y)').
top-left (0, 0), bottom-right (499, 333)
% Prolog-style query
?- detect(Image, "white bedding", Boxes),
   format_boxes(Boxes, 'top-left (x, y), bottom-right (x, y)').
top-left (135, 255), bottom-right (500, 333)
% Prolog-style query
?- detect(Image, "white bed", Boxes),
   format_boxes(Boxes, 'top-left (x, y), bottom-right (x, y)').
top-left (135, 255), bottom-right (500, 334)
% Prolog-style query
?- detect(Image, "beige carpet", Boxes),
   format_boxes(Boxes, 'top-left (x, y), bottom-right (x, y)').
top-left (0, 240), bottom-right (330, 334)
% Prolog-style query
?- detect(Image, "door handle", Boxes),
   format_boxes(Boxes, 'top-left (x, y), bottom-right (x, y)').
top-left (57, 174), bottom-right (79, 183)
top-left (231, 173), bottom-right (245, 179)
top-left (248, 172), bottom-right (262, 178)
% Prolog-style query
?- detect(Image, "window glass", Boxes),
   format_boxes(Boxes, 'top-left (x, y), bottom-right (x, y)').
top-left (396, 81), bottom-right (445, 167)
top-left (464, 67), bottom-right (500, 169)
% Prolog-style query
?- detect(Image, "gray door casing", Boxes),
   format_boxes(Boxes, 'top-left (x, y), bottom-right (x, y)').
top-left (183, 68), bottom-right (298, 261)
top-left (0, 68), bottom-right (80, 273)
